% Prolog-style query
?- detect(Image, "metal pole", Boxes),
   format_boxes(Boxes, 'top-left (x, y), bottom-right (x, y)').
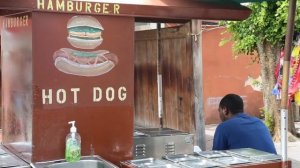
top-left (157, 23), bottom-right (164, 128)
top-left (280, 0), bottom-right (297, 164)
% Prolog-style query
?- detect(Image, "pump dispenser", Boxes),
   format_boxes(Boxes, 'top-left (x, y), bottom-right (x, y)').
top-left (65, 121), bottom-right (81, 162)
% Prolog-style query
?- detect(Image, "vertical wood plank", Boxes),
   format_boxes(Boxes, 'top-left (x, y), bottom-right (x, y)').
top-left (191, 20), bottom-right (206, 150)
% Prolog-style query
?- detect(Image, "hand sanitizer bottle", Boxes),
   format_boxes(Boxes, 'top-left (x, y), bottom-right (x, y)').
top-left (65, 121), bottom-right (81, 162)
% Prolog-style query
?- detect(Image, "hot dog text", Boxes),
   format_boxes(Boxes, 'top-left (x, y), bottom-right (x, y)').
top-left (42, 86), bottom-right (127, 104)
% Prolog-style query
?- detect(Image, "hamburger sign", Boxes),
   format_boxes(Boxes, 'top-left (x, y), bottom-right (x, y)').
top-left (37, 0), bottom-right (121, 15)
top-left (37, 14), bottom-right (133, 106)
top-left (53, 15), bottom-right (118, 77)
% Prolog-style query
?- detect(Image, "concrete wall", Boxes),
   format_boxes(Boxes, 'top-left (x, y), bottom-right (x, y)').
top-left (202, 27), bottom-right (263, 124)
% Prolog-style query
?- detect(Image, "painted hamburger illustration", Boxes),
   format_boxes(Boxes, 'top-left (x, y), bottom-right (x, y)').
top-left (53, 15), bottom-right (119, 77)
top-left (67, 15), bottom-right (103, 49)
top-left (53, 48), bottom-right (118, 77)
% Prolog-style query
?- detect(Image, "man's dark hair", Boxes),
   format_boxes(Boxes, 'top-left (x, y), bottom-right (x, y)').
top-left (219, 94), bottom-right (244, 114)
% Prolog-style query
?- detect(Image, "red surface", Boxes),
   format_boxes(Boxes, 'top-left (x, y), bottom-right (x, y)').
top-left (31, 13), bottom-right (134, 163)
top-left (202, 28), bottom-right (263, 124)
top-left (1, 12), bottom-right (135, 164)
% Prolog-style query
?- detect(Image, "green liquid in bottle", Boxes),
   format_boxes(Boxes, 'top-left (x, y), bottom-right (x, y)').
top-left (65, 138), bottom-right (81, 162)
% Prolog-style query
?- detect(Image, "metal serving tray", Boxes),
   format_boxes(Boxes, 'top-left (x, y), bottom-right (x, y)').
top-left (196, 151), bottom-right (230, 159)
top-left (178, 158), bottom-right (222, 168)
top-left (130, 158), bottom-right (165, 165)
top-left (127, 158), bottom-right (181, 168)
top-left (227, 148), bottom-right (272, 157)
top-left (130, 158), bottom-right (170, 167)
top-left (227, 148), bottom-right (281, 162)
top-left (33, 155), bottom-right (118, 168)
top-left (144, 163), bottom-right (181, 168)
top-left (163, 154), bottom-right (199, 163)
top-left (212, 156), bottom-right (250, 165)
top-left (250, 154), bottom-right (282, 162)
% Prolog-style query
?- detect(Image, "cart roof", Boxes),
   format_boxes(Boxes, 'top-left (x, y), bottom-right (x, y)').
top-left (0, 0), bottom-right (258, 21)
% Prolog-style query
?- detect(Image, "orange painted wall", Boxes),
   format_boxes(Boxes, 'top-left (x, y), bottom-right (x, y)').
top-left (202, 27), bottom-right (263, 124)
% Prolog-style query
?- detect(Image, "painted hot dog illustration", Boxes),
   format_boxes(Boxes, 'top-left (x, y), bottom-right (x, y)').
top-left (53, 48), bottom-right (118, 77)
top-left (67, 15), bottom-right (103, 49)
top-left (53, 15), bottom-right (119, 77)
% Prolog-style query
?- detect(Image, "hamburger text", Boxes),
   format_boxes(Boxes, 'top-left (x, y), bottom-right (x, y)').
top-left (42, 86), bottom-right (127, 104)
top-left (37, 0), bottom-right (120, 14)
top-left (3, 15), bottom-right (29, 28)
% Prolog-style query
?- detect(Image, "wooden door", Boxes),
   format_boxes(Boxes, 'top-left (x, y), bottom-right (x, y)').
top-left (134, 23), bottom-right (195, 133)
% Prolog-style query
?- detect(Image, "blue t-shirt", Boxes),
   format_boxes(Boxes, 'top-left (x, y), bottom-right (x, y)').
top-left (212, 113), bottom-right (277, 154)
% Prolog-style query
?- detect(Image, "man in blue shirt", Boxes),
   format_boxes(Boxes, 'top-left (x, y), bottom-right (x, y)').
top-left (212, 94), bottom-right (277, 154)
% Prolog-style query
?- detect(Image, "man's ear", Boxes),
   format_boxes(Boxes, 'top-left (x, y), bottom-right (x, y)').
top-left (224, 108), bottom-right (229, 115)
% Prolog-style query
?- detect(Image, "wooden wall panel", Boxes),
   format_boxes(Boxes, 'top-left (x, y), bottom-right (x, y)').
top-left (134, 30), bottom-right (160, 127)
top-left (134, 24), bottom-right (195, 133)
top-left (160, 24), bottom-right (195, 132)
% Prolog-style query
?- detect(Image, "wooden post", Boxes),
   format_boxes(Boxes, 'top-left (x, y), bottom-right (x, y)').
top-left (191, 20), bottom-right (206, 150)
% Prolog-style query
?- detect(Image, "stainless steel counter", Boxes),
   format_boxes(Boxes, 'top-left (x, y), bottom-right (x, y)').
top-left (0, 145), bottom-right (30, 168)
top-left (122, 148), bottom-right (284, 168)
top-left (122, 158), bottom-right (181, 168)
top-left (33, 155), bottom-right (118, 168)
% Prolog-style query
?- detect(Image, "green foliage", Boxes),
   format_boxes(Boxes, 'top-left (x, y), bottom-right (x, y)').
top-left (220, 0), bottom-right (300, 55)
top-left (259, 107), bottom-right (275, 135)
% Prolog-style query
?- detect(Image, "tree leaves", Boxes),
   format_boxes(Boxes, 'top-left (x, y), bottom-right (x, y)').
top-left (221, 0), bottom-right (300, 56)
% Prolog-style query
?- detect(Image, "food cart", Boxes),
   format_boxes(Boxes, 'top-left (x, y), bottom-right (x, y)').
top-left (0, 0), bottom-right (292, 167)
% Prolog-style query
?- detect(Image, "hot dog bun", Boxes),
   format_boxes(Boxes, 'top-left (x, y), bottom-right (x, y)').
top-left (67, 16), bottom-right (103, 49)
top-left (53, 48), bottom-right (118, 76)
